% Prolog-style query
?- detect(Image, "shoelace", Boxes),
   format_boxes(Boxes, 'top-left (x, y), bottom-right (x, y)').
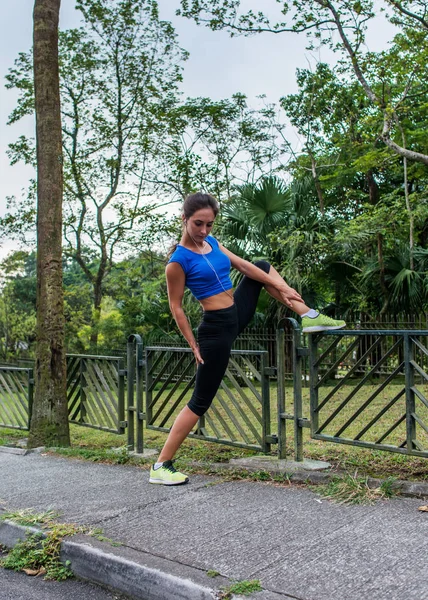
top-left (162, 460), bottom-right (177, 473)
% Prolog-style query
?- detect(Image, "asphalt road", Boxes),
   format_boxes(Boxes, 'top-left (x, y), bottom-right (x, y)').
top-left (0, 550), bottom-right (133, 600)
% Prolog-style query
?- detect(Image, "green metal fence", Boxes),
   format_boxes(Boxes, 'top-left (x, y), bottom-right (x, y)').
top-left (280, 319), bottom-right (428, 460)
top-left (67, 354), bottom-right (126, 434)
top-left (145, 346), bottom-right (273, 452)
top-left (3, 324), bottom-right (428, 462)
top-left (0, 366), bottom-right (33, 430)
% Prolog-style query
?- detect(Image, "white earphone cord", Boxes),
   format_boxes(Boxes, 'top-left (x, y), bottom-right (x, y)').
top-left (187, 230), bottom-right (234, 300)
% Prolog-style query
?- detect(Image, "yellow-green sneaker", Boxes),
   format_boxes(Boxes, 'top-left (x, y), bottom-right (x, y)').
top-left (149, 460), bottom-right (189, 486)
top-left (301, 313), bottom-right (346, 333)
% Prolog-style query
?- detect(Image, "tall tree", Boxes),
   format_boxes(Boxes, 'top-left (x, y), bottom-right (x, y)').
top-left (178, 0), bottom-right (428, 166)
top-left (29, 0), bottom-right (69, 448)
top-left (5, 0), bottom-right (187, 348)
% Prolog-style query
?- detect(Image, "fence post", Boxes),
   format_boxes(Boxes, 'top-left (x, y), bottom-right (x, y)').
top-left (289, 319), bottom-right (304, 462)
top-left (277, 318), bottom-right (304, 461)
top-left (308, 334), bottom-right (319, 438)
top-left (404, 333), bottom-right (416, 453)
top-left (276, 324), bottom-right (286, 459)
top-left (261, 351), bottom-right (271, 453)
top-left (127, 334), bottom-right (144, 453)
top-left (80, 357), bottom-right (87, 424)
top-left (118, 357), bottom-right (126, 435)
top-left (145, 348), bottom-right (152, 427)
top-left (27, 368), bottom-right (34, 429)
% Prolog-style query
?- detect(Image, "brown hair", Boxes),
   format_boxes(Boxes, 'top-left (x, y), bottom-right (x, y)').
top-left (166, 192), bottom-right (219, 260)
top-left (182, 192), bottom-right (219, 220)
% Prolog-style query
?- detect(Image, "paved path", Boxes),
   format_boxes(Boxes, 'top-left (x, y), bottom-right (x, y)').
top-left (0, 560), bottom-right (131, 600)
top-left (1, 452), bottom-right (427, 600)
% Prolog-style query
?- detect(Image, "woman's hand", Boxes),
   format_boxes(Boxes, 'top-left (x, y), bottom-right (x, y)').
top-left (277, 283), bottom-right (302, 308)
top-left (191, 343), bottom-right (204, 365)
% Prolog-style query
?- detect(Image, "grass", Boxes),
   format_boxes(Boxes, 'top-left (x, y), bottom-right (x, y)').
top-left (1, 380), bottom-right (427, 484)
top-left (0, 510), bottom-right (88, 580)
top-left (312, 472), bottom-right (399, 505)
top-left (220, 579), bottom-right (263, 598)
top-left (0, 509), bottom-right (121, 579)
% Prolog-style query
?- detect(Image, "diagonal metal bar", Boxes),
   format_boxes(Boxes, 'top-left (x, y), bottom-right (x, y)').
top-left (410, 360), bottom-right (428, 382)
top-left (410, 336), bottom-right (428, 358)
top-left (354, 388), bottom-right (405, 440)
top-left (316, 337), bottom-right (401, 415)
top-left (203, 409), bottom-right (223, 440)
top-left (224, 368), bottom-right (262, 424)
top-left (412, 438), bottom-right (426, 452)
top-left (146, 349), bottom-right (172, 381)
top-left (151, 358), bottom-right (195, 421)
top-left (316, 338), bottom-right (360, 386)
top-left (413, 412), bottom-right (428, 436)
top-left (313, 335), bottom-right (345, 368)
top-left (215, 385), bottom-right (253, 445)
top-left (314, 336), bottom-right (383, 393)
top-left (0, 372), bottom-right (28, 426)
top-left (158, 374), bottom-right (197, 427)
top-left (412, 386), bottom-right (428, 410)
top-left (207, 402), bottom-right (237, 442)
top-left (83, 365), bottom-right (117, 428)
top-left (375, 414), bottom-right (406, 444)
top-left (238, 355), bottom-right (262, 382)
top-left (218, 375), bottom-right (262, 442)
top-left (151, 353), bottom-right (193, 407)
top-left (227, 357), bottom-right (262, 402)
top-left (0, 389), bottom-right (25, 428)
top-left (148, 351), bottom-right (187, 390)
top-left (334, 363), bottom-right (405, 437)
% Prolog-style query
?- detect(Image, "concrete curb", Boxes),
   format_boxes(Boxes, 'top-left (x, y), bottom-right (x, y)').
top-left (0, 517), bottom-right (295, 600)
top-left (191, 460), bottom-right (428, 499)
top-left (0, 446), bottom-right (45, 456)
top-left (61, 538), bottom-right (218, 600)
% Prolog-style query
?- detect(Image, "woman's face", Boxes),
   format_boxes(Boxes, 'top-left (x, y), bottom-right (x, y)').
top-left (184, 208), bottom-right (216, 242)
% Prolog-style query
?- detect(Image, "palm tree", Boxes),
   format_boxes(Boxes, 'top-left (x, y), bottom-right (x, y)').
top-left (361, 243), bottom-right (428, 313)
top-left (221, 176), bottom-right (292, 258)
top-left (221, 175), bottom-right (336, 322)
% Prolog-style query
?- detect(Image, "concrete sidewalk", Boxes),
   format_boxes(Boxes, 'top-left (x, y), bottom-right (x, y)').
top-left (1, 451), bottom-right (428, 600)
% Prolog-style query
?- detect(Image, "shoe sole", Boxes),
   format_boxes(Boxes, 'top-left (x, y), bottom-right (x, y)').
top-left (302, 324), bottom-right (346, 333)
top-left (149, 477), bottom-right (189, 486)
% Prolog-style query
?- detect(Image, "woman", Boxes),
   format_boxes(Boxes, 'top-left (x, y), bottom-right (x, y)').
top-left (149, 193), bottom-right (345, 485)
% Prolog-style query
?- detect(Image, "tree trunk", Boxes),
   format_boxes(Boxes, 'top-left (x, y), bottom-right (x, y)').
top-left (309, 150), bottom-right (325, 215)
top-left (377, 233), bottom-right (389, 315)
top-left (366, 169), bottom-right (379, 205)
top-left (29, 0), bottom-right (70, 448)
top-left (89, 279), bottom-right (103, 350)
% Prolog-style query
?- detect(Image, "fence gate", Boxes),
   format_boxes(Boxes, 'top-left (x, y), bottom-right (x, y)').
top-left (0, 366), bottom-right (34, 431)
top-left (67, 354), bottom-right (126, 434)
top-left (145, 346), bottom-right (273, 452)
top-left (281, 319), bottom-right (428, 460)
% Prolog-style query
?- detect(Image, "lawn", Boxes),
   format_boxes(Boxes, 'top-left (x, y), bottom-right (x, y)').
top-left (1, 377), bottom-right (427, 483)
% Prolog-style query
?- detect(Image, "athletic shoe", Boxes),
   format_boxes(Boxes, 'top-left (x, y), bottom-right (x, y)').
top-left (301, 313), bottom-right (346, 333)
top-left (149, 460), bottom-right (189, 486)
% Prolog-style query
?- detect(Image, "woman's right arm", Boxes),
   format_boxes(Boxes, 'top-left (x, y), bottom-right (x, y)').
top-left (165, 262), bottom-right (204, 364)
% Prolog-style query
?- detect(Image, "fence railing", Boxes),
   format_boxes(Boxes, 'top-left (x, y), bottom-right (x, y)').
top-left (67, 354), bottom-right (126, 434)
top-left (0, 366), bottom-right (33, 431)
top-left (2, 321), bottom-right (428, 462)
top-left (280, 319), bottom-right (428, 460)
top-left (145, 346), bottom-right (272, 452)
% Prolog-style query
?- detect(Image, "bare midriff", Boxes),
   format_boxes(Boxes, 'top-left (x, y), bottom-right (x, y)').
top-left (199, 290), bottom-right (234, 311)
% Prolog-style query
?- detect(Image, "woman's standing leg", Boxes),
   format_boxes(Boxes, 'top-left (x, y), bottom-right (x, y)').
top-left (150, 308), bottom-right (238, 485)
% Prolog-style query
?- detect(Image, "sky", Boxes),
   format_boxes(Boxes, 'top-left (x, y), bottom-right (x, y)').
top-left (0, 0), bottom-right (396, 258)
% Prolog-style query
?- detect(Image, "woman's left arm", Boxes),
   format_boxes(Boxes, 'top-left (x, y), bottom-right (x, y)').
top-left (219, 243), bottom-right (303, 307)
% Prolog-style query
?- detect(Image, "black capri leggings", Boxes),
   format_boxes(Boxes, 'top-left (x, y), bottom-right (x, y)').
top-left (187, 260), bottom-right (270, 417)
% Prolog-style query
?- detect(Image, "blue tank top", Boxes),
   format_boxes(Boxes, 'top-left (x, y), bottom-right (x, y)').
top-left (168, 235), bottom-right (233, 300)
